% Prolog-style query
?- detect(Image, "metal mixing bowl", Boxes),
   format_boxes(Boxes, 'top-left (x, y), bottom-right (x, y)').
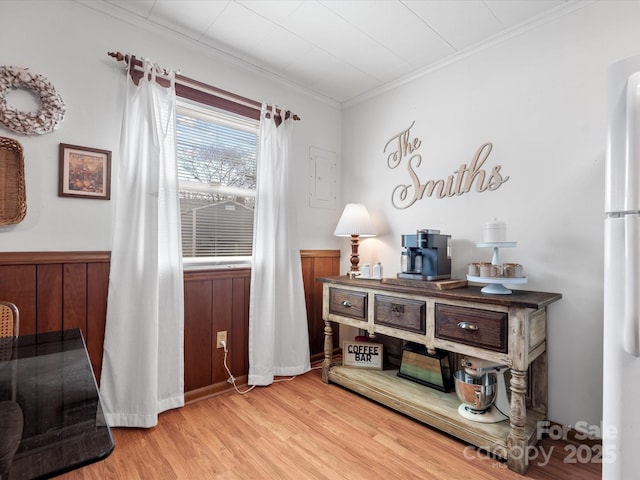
top-left (454, 370), bottom-right (497, 412)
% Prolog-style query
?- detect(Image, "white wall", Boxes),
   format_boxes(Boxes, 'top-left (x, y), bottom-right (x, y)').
top-left (341, 1), bottom-right (640, 428)
top-left (0, 0), bottom-right (342, 251)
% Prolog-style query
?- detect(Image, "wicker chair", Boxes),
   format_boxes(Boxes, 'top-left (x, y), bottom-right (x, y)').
top-left (0, 302), bottom-right (19, 367)
top-left (0, 302), bottom-right (18, 339)
top-left (0, 301), bottom-right (21, 479)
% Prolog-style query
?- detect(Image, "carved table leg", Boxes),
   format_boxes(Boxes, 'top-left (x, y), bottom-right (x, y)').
top-left (507, 368), bottom-right (528, 474)
top-left (322, 319), bottom-right (333, 383)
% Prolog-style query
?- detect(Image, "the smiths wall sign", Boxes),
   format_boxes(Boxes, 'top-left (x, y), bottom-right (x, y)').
top-left (384, 121), bottom-right (510, 209)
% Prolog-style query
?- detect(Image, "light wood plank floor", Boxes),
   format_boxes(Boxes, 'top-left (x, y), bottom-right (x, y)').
top-left (61, 366), bottom-right (601, 479)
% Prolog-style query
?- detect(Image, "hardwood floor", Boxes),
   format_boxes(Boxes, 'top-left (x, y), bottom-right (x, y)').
top-left (61, 366), bottom-right (601, 480)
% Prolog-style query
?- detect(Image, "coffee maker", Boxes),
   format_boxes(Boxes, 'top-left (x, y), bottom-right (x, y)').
top-left (399, 229), bottom-right (451, 281)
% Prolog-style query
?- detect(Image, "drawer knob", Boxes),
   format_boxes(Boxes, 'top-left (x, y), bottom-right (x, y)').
top-left (457, 321), bottom-right (479, 331)
top-left (341, 300), bottom-right (352, 308)
top-left (391, 304), bottom-right (405, 314)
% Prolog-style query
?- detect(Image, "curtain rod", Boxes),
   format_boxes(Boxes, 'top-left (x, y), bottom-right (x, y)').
top-left (107, 51), bottom-right (300, 121)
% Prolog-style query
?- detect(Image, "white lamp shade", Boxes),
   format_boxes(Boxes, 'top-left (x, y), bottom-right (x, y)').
top-left (334, 203), bottom-right (376, 237)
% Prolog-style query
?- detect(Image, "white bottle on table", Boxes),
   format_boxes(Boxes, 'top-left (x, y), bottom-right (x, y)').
top-left (360, 264), bottom-right (370, 278)
top-left (373, 262), bottom-right (382, 279)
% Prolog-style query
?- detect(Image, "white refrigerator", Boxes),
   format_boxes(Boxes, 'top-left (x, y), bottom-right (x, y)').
top-left (604, 53), bottom-right (640, 480)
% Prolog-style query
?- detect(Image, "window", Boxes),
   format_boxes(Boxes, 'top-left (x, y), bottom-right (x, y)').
top-left (176, 100), bottom-right (259, 265)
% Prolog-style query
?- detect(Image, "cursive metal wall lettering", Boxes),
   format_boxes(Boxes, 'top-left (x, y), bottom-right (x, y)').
top-left (384, 122), bottom-right (509, 209)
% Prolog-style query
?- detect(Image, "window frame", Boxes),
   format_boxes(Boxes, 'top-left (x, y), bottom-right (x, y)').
top-left (175, 97), bottom-right (259, 270)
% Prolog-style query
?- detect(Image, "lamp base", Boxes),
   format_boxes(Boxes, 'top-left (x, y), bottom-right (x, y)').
top-left (349, 234), bottom-right (361, 272)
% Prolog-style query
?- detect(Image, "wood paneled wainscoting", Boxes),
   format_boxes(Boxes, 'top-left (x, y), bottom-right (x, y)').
top-left (0, 251), bottom-right (110, 384)
top-left (301, 249), bottom-right (341, 358)
top-left (183, 267), bottom-right (251, 402)
top-left (0, 250), bottom-right (339, 401)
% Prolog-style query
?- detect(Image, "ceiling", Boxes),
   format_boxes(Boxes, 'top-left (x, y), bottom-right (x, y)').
top-left (99, 0), bottom-right (577, 105)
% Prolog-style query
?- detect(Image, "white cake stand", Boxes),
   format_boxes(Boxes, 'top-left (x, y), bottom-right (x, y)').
top-left (475, 241), bottom-right (517, 265)
top-left (466, 275), bottom-right (528, 294)
top-left (468, 241), bottom-right (527, 294)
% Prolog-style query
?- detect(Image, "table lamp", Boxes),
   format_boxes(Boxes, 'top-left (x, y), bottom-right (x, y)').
top-left (334, 203), bottom-right (376, 273)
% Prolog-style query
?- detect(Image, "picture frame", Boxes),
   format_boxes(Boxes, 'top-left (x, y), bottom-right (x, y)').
top-left (59, 143), bottom-right (111, 200)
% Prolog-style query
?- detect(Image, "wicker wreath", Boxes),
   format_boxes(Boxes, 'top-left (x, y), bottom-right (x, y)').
top-left (0, 66), bottom-right (65, 135)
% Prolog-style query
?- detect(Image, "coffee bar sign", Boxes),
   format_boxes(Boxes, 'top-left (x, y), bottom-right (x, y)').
top-left (342, 341), bottom-right (383, 370)
top-left (384, 121), bottom-right (510, 209)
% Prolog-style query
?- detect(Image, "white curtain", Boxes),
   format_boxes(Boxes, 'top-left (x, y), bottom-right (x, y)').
top-left (100, 59), bottom-right (184, 427)
top-left (248, 104), bottom-right (310, 386)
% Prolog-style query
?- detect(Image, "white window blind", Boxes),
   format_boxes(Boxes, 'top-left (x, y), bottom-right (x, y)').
top-left (176, 100), bottom-right (259, 261)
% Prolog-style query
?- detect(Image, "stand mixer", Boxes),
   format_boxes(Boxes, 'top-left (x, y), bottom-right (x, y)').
top-left (454, 356), bottom-right (510, 424)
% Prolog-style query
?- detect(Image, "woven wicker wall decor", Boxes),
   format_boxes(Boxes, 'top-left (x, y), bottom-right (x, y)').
top-left (0, 66), bottom-right (65, 135)
top-left (0, 137), bottom-right (26, 225)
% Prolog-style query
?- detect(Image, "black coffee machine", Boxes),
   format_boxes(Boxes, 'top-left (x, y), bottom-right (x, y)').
top-left (399, 229), bottom-right (451, 281)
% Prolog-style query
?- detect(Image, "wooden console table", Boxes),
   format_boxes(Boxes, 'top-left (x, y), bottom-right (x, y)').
top-left (320, 276), bottom-right (561, 475)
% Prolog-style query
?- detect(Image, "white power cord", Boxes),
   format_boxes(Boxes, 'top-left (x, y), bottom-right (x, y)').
top-left (220, 340), bottom-right (255, 395)
top-left (220, 340), bottom-right (323, 394)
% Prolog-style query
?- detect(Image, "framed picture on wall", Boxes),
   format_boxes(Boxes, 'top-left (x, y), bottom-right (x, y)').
top-left (59, 143), bottom-right (111, 200)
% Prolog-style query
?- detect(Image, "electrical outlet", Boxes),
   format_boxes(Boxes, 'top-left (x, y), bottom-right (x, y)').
top-left (216, 330), bottom-right (227, 349)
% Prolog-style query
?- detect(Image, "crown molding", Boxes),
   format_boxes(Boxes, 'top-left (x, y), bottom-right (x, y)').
top-left (342, 0), bottom-right (596, 109)
top-left (73, 0), bottom-right (342, 110)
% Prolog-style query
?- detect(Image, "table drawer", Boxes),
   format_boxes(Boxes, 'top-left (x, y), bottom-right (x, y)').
top-left (374, 295), bottom-right (426, 334)
top-left (435, 304), bottom-right (507, 353)
top-left (329, 288), bottom-right (367, 320)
